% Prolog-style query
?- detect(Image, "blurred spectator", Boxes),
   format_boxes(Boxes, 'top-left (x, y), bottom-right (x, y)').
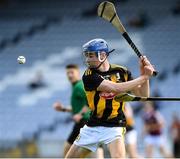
top-left (170, 113), bottom-right (180, 158)
top-left (11, 32), bottom-right (23, 44)
top-left (128, 10), bottom-right (149, 28)
top-left (28, 71), bottom-right (46, 90)
top-left (142, 102), bottom-right (171, 158)
top-left (26, 26), bottom-right (38, 37)
top-left (172, 0), bottom-right (180, 15)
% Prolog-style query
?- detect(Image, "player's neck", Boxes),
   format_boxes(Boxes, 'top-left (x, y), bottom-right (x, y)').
top-left (71, 78), bottom-right (80, 85)
top-left (98, 60), bottom-right (110, 72)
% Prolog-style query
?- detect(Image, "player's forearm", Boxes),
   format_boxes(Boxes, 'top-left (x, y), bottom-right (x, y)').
top-left (133, 80), bottom-right (150, 97)
top-left (79, 106), bottom-right (89, 115)
top-left (140, 80), bottom-right (150, 97)
top-left (111, 75), bottom-right (149, 94)
top-left (82, 106), bottom-right (89, 113)
top-left (64, 107), bottom-right (72, 112)
top-left (60, 107), bottom-right (72, 112)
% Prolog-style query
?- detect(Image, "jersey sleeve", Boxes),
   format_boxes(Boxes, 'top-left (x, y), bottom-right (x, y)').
top-left (82, 70), bottom-right (104, 91)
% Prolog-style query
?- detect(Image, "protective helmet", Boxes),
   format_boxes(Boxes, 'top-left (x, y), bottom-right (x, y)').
top-left (82, 38), bottom-right (109, 54)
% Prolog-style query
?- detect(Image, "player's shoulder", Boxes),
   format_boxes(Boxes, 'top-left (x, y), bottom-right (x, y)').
top-left (74, 80), bottom-right (83, 88)
top-left (110, 64), bottom-right (129, 72)
top-left (74, 80), bottom-right (84, 91)
top-left (155, 110), bottom-right (164, 118)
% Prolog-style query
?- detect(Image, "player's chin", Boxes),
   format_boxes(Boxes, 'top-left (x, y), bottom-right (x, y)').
top-left (86, 63), bottom-right (97, 69)
top-left (69, 78), bottom-right (76, 83)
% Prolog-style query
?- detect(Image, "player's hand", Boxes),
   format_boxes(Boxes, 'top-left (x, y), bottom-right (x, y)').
top-left (139, 56), bottom-right (154, 77)
top-left (144, 65), bottom-right (154, 77)
top-left (81, 106), bottom-right (89, 113)
top-left (139, 56), bottom-right (151, 74)
top-left (73, 113), bottom-right (83, 123)
top-left (53, 102), bottom-right (64, 112)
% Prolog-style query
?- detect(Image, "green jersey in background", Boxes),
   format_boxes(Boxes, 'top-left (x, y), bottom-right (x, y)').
top-left (71, 80), bottom-right (91, 121)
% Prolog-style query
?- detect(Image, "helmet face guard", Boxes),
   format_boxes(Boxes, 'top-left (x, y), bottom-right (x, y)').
top-left (83, 51), bottom-right (100, 69)
top-left (83, 51), bottom-right (106, 61)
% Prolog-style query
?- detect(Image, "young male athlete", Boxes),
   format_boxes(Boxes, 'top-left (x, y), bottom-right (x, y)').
top-left (53, 64), bottom-right (104, 158)
top-left (142, 102), bottom-right (171, 158)
top-left (65, 38), bottom-right (155, 158)
top-left (53, 64), bottom-right (90, 157)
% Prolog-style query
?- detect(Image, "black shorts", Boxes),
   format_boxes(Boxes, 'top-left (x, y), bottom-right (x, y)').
top-left (174, 141), bottom-right (180, 158)
top-left (67, 120), bottom-right (86, 144)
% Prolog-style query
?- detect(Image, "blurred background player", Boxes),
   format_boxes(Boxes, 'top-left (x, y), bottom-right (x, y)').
top-left (28, 70), bottom-right (46, 90)
top-left (170, 113), bottom-right (180, 158)
top-left (142, 101), bottom-right (171, 158)
top-left (53, 64), bottom-right (104, 158)
top-left (53, 64), bottom-right (90, 157)
top-left (124, 103), bottom-right (140, 158)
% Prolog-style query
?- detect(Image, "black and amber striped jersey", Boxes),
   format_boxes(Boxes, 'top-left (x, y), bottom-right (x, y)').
top-left (82, 64), bottom-right (133, 127)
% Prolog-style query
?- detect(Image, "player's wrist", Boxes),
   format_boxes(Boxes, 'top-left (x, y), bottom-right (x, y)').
top-left (79, 112), bottom-right (84, 116)
top-left (140, 71), bottom-right (144, 76)
top-left (141, 75), bottom-right (149, 81)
